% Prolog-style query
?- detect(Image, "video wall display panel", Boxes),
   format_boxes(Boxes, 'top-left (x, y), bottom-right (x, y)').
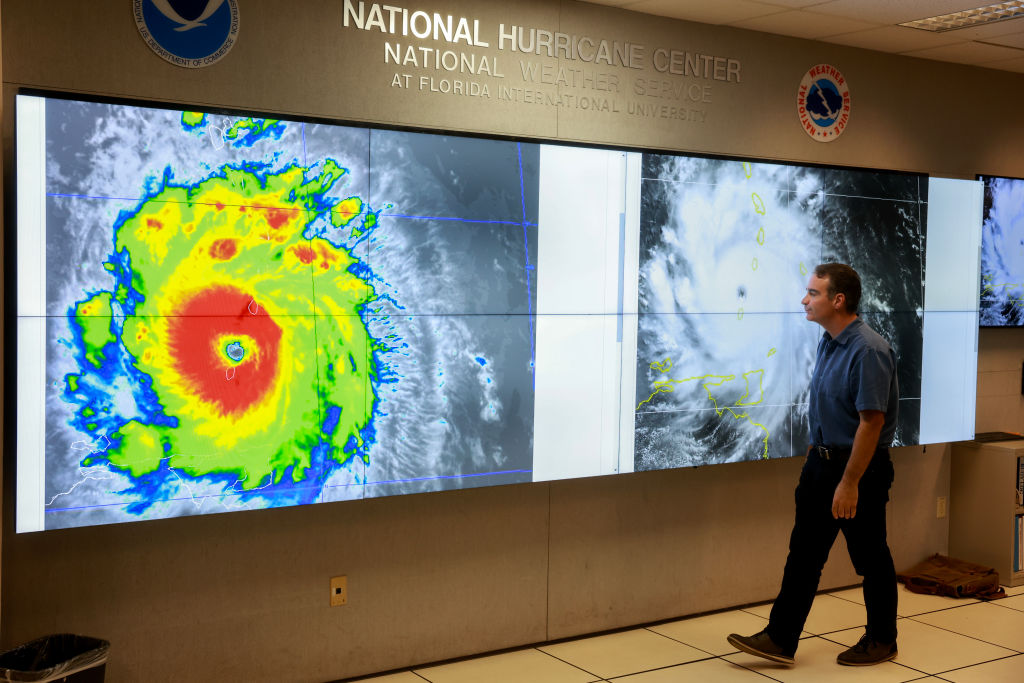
top-left (979, 175), bottom-right (1024, 327)
top-left (633, 158), bottom-right (928, 469)
top-left (15, 92), bottom-right (981, 532)
top-left (17, 94), bottom-right (538, 530)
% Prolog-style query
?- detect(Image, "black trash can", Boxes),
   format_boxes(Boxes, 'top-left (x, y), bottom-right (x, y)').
top-left (0, 634), bottom-right (109, 683)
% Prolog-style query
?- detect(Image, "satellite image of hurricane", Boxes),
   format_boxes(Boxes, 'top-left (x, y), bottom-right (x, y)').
top-left (634, 155), bottom-right (924, 469)
top-left (980, 177), bottom-right (1024, 326)
top-left (39, 98), bottom-right (537, 528)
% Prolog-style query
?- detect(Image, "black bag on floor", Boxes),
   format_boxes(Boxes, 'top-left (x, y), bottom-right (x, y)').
top-left (897, 553), bottom-right (1007, 600)
top-left (0, 634), bottom-right (108, 682)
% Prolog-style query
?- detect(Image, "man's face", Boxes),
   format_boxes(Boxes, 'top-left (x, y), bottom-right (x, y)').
top-left (802, 274), bottom-right (839, 325)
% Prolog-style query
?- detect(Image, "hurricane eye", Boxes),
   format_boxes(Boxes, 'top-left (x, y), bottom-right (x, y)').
top-left (225, 341), bottom-right (245, 362)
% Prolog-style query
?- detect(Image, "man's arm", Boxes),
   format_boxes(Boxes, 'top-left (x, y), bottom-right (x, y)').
top-left (831, 409), bottom-right (885, 519)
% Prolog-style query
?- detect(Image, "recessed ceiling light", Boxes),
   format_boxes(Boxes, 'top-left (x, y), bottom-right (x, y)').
top-left (900, 1), bottom-right (1024, 31)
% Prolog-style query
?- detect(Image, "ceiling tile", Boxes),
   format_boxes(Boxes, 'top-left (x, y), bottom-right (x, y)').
top-left (731, 9), bottom-right (884, 38)
top-left (979, 54), bottom-right (1024, 71)
top-left (808, 0), bottom-right (1010, 24)
top-left (903, 39), bottom-right (1024, 63)
top-left (576, 0), bottom-right (1024, 75)
top-left (624, 0), bottom-right (786, 24)
top-left (978, 31), bottom-right (1024, 48)
top-left (825, 25), bottom-right (967, 52)
top-left (751, 0), bottom-right (837, 7)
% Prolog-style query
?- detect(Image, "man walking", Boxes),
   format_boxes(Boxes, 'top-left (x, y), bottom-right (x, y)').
top-left (728, 262), bottom-right (900, 666)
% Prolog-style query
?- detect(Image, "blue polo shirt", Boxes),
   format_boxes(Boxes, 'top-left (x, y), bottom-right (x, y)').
top-left (808, 317), bottom-right (899, 449)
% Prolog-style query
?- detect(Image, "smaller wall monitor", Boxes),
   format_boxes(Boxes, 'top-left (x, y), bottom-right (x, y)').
top-left (979, 175), bottom-right (1024, 327)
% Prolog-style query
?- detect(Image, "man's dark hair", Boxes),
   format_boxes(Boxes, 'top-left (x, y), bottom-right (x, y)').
top-left (813, 262), bottom-right (861, 314)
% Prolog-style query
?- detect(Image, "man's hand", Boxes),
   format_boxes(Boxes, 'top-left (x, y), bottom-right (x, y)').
top-left (832, 479), bottom-right (858, 519)
top-left (833, 409), bottom-right (885, 520)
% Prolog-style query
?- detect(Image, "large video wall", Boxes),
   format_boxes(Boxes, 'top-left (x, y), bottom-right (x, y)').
top-left (16, 93), bottom-right (981, 531)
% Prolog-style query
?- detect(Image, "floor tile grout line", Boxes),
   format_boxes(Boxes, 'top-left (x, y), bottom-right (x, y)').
top-left (917, 651), bottom-right (1024, 678)
top-left (349, 669), bottom-right (430, 682)
top-left (807, 623), bottom-right (1024, 678)
top-left (904, 612), bottom-right (1024, 654)
top-left (593, 652), bottom-right (780, 683)
top-left (818, 589), bottom-right (988, 613)
top-left (802, 612), bottom-right (974, 639)
top-left (531, 647), bottom-right (605, 680)
top-left (716, 652), bottom-right (787, 682)
top-left (728, 653), bottom-right (793, 682)
top-left (639, 625), bottom-right (727, 659)
top-left (822, 591), bottom-right (864, 606)
top-left (358, 593), bottom-right (1024, 681)
top-left (813, 633), bottom-right (934, 678)
top-left (914, 612), bottom-right (1022, 655)
top-left (892, 603), bottom-right (985, 618)
top-left (825, 589), bottom-right (988, 617)
top-left (362, 632), bottom-right (1019, 682)
top-left (641, 621), bottom-right (812, 677)
top-left (604, 659), bottom-right (712, 681)
top-left (642, 625), bottom-right (738, 657)
top-left (989, 599), bottom-right (1024, 614)
top-left (540, 626), bottom-right (765, 682)
top-left (743, 600), bottom-right (993, 638)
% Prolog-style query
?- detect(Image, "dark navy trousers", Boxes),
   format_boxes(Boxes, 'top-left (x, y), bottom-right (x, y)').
top-left (766, 450), bottom-right (897, 652)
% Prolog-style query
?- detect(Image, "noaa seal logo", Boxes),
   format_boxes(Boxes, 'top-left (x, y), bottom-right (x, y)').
top-left (797, 64), bottom-right (850, 142)
top-left (133, 0), bottom-right (240, 68)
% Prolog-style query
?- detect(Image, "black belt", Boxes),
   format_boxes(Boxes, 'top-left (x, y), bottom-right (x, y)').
top-left (811, 445), bottom-right (890, 461)
top-left (812, 445), bottom-right (850, 461)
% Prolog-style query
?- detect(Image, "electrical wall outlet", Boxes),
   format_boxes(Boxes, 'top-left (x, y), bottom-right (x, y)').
top-left (330, 575), bottom-right (348, 606)
top-left (936, 496), bottom-right (947, 519)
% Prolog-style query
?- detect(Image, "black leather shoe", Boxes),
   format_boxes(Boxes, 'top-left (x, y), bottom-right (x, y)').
top-left (726, 629), bottom-right (795, 665)
top-left (837, 634), bottom-right (897, 666)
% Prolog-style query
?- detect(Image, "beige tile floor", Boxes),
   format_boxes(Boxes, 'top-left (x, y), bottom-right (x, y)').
top-left (352, 583), bottom-right (1024, 683)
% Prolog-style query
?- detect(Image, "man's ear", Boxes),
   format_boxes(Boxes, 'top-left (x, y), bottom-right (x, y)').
top-left (833, 292), bottom-right (846, 311)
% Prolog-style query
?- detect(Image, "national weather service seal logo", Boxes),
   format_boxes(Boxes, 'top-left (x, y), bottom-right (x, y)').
top-left (134, 0), bottom-right (240, 68)
top-left (797, 64), bottom-right (850, 142)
